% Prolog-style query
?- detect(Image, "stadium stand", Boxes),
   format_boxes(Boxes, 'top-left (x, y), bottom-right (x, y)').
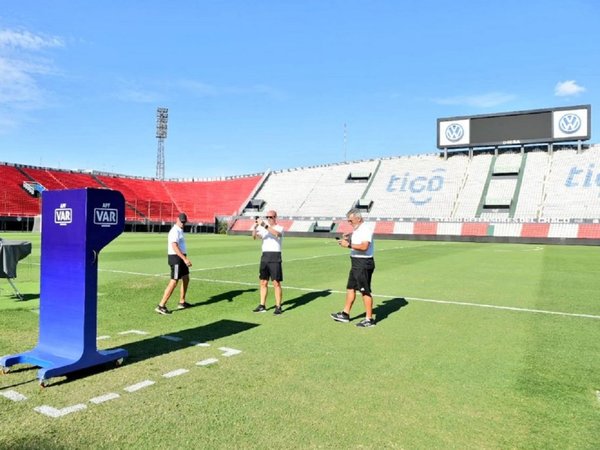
top-left (3, 144), bottom-right (600, 242)
top-left (287, 220), bottom-right (315, 232)
top-left (247, 161), bottom-right (378, 218)
top-left (231, 146), bottom-right (600, 243)
top-left (0, 164), bottom-right (40, 217)
top-left (1, 163), bottom-right (262, 228)
top-left (452, 154), bottom-right (493, 220)
top-left (540, 147), bottom-right (600, 219)
top-left (485, 178), bottom-right (517, 207)
top-left (163, 176), bottom-right (263, 223)
top-left (366, 154), bottom-right (468, 219)
top-left (513, 150), bottom-right (550, 219)
top-left (96, 175), bottom-right (174, 222)
top-left (493, 152), bottom-right (522, 175)
top-left (482, 152), bottom-right (523, 216)
top-left (23, 167), bottom-right (102, 190)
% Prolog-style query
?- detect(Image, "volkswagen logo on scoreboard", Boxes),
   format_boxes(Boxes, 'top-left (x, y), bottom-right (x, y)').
top-left (445, 123), bottom-right (464, 142)
top-left (553, 108), bottom-right (588, 139)
top-left (438, 119), bottom-right (470, 147)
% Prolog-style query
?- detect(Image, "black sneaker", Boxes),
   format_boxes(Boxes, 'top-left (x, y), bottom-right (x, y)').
top-left (155, 305), bottom-right (171, 315)
top-left (177, 301), bottom-right (193, 310)
top-left (356, 318), bottom-right (376, 327)
top-left (330, 311), bottom-right (350, 323)
top-left (273, 306), bottom-right (283, 315)
top-left (253, 304), bottom-right (267, 313)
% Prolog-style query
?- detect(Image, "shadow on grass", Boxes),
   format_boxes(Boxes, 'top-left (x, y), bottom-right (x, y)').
top-left (0, 376), bottom-right (38, 390)
top-left (281, 289), bottom-right (332, 312)
top-left (176, 288), bottom-right (257, 311)
top-left (0, 364), bottom-right (38, 390)
top-left (0, 292), bottom-right (39, 302)
top-left (47, 319), bottom-right (259, 386)
top-left (350, 297), bottom-right (408, 323)
top-left (117, 319), bottom-right (259, 364)
top-left (374, 297), bottom-right (408, 322)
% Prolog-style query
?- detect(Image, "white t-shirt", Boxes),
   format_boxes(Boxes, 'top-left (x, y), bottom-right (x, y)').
top-left (350, 222), bottom-right (374, 258)
top-left (257, 224), bottom-right (283, 252)
top-left (167, 225), bottom-right (186, 255)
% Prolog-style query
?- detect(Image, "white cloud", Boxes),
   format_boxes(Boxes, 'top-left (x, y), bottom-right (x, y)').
top-left (554, 80), bottom-right (585, 97)
top-left (0, 29), bottom-right (64, 51)
top-left (433, 92), bottom-right (516, 108)
top-left (0, 57), bottom-right (42, 105)
top-left (0, 28), bottom-right (63, 131)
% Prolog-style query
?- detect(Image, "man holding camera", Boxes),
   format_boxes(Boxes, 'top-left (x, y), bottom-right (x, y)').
top-left (251, 210), bottom-right (284, 315)
top-left (331, 208), bottom-right (376, 327)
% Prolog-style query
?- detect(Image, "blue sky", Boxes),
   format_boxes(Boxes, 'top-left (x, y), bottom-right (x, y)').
top-left (1, 0), bottom-right (598, 179)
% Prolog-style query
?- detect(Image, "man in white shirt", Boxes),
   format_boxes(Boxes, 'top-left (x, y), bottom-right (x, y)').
top-left (251, 210), bottom-right (284, 315)
top-left (331, 208), bottom-right (376, 327)
top-left (155, 213), bottom-right (193, 315)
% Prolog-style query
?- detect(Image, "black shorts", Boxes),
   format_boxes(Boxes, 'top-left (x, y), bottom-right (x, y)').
top-left (168, 254), bottom-right (189, 280)
top-left (259, 251), bottom-right (283, 282)
top-left (346, 257), bottom-right (375, 295)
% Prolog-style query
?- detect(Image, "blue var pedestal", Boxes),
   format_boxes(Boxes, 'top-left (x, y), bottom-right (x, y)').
top-left (0, 188), bottom-right (127, 385)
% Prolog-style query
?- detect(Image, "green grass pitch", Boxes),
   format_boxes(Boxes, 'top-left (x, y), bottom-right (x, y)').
top-left (1, 232), bottom-right (599, 449)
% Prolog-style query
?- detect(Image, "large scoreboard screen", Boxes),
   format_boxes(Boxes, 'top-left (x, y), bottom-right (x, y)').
top-left (437, 105), bottom-right (590, 149)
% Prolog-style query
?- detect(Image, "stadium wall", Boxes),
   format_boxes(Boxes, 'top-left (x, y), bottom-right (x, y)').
top-left (228, 218), bottom-right (600, 246)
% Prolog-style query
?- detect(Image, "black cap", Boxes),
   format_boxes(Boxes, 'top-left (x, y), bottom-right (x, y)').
top-left (178, 213), bottom-right (188, 223)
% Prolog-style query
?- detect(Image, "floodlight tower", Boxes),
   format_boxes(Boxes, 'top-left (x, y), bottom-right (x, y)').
top-left (155, 107), bottom-right (168, 179)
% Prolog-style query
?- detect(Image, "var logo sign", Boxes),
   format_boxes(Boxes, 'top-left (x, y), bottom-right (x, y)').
top-left (94, 206), bottom-right (118, 227)
top-left (54, 204), bottom-right (73, 226)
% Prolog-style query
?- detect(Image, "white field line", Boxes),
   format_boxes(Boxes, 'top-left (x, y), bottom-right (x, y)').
top-left (197, 358), bottom-right (219, 366)
top-left (25, 342), bottom-right (243, 418)
top-left (124, 380), bottom-right (155, 392)
top-left (194, 278), bottom-right (600, 321)
top-left (90, 393), bottom-right (120, 404)
top-left (219, 347), bottom-right (242, 357)
top-left (163, 368), bottom-right (189, 378)
top-left (400, 295), bottom-right (600, 320)
top-left (98, 250), bottom-right (600, 321)
top-left (1, 390), bottom-right (28, 402)
top-left (35, 404), bottom-right (86, 418)
top-left (492, 246), bottom-right (543, 252)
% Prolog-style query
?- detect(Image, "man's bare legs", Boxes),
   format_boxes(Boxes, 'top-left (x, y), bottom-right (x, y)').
top-left (159, 279), bottom-right (178, 308)
top-left (273, 280), bottom-right (282, 307)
